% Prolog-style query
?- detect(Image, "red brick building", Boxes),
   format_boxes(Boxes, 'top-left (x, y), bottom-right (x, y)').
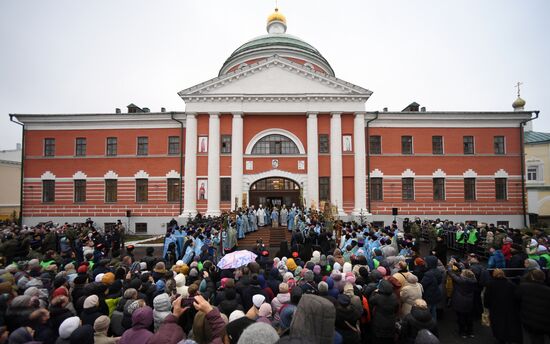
top-left (12, 10), bottom-right (536, 233)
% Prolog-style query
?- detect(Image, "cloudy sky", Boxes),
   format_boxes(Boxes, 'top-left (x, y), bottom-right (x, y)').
top-left (1, 0), bottom-right (548, 150)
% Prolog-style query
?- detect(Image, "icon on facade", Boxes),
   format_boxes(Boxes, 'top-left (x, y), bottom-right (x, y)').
top-left (343, 135), bottom-right (353, 152)
top-left (272, 159), bottom-right (279, 169)
top-left (198, 136), bottom-right (208, 153)
top-left (298, 160), bottom-right (305, 170)
top-left (197, 179), bottom-right (208, 200)
top-left (246, 161), bottom-right (253, 170)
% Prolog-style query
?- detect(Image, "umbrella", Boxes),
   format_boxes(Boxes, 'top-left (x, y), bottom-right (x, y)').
top-left (217, 250), bottom-right (258, 269)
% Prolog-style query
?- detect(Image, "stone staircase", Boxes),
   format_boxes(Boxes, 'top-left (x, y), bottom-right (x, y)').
top-left (236, 226), bottom-right (292, 249)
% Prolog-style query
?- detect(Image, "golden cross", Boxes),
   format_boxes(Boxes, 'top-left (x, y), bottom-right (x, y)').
top-left (515, 81), bottom-right (523, 97)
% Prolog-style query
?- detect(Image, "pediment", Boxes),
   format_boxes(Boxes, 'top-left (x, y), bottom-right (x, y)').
top-left (178, 56), bottom-right (372, 99)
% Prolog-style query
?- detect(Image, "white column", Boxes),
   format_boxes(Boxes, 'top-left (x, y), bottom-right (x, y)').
top-left (206, 113), bottom-right (221, 216)
top-left (231, 112), bottom-right (244, 210)
top-left (307, 113), bottom-right (319, 210)
top-left (182, 113), bottom-right (197, 218)
top-left (352, 112), bottom-right (369, 216)
top-left (330, 112), bottom-right (346, 216)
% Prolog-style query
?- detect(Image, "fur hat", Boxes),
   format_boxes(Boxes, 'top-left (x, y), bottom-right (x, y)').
top-left (317, 281), bottom-right (328, 294)
top-left (304, 270), bottom-right (314, 282)
top-left (279, 282), bottom-right (289, 293)
top-left (237, 322), bottom-right (279, 344)
top-left (93, 315), bottom-right (110, 333)
top-left (59, 316), bottom-right (81, 339)
top-left (252, 294), bottom-right (265, 308)
top-left (101, 272), bottom-right (115, 285)
top-left (83, 295), bottom-right (98, 309)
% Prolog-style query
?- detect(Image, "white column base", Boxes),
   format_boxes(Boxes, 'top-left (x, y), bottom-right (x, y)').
top-left (179, 210), bottom-right (197, 222)
top-left (351, 209), bottom-right (372, 216)
top-left (205, 210), bottom-right (222, 217)
top-left (336, 209), bottom-right (348, 217)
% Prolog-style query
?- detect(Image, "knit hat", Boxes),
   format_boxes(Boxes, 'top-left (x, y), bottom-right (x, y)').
top-left (258, 303), bottom-right (272, 317)
top-left (252, 294), bottom-right (265, 308)
top-left (101, 272), bottom-right (115, 285)
top-left (154, 262), bottom-right (167, 273)
top-left (94, 273), bottom-right (105, 283)
top-left (8, 327), bottom-right (33, 344)
top-left (376, 266), bottom-right (387, 276)
top-left (414, 258), bottom-right (425, 266)
top-left (59, 316), bottom-right (81, 339)
top-left (83, 295), bottom-right (98, 309)
top-left (237, 322), bottom-right (279, 344)
top-left (313, 265), bottom-right (321, 275)
top-left (283, 272), bottom-right (294, 283)
top-left (343, 283), bottom-right (354, 297)
top-left (77, 265), bottom-right (88, 274)
top-left (279, 282), bottom-right (289, 293)
top-left (93, 315), bottom-right (110, 333)
top-left (345, 272), bottom-right (356, 284)
top-left (333, 262), bottom-right (342, 272)
top-left (343, 262), bottom-right (352, 273)
top-left (53, 286), bottom-right (69, 298)
top-left (139, 262), bottom-right (147, 271)
top-left (337, 294), bottom-right (351, 306)
top-left (229, 310), bottom-right (245, 322)
top-left (124, 288), bottom-right (138, 299)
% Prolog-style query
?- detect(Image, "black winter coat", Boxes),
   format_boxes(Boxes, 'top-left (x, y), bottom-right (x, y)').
top-left (79, 306), bottom-right (102, 326)
top-left (448, 270), bottom-right (477, 313)
top-left (399, 307), bottom-right (439, 344)
top-left (420, 256), bottom-right (442, 306)
top-left (484, 278), bottom-right (522, 342)
top-left (516, 280), bottom-right (550, 333)
top-left (369, 280), bottom-right (399, 339)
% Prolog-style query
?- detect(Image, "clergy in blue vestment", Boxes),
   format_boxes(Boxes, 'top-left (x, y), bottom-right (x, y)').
top-left (181, 238), bottom-right (195, 264)
top-left (271, 208), bottom-right (279, 228)
top-left (280, 205), bottom-right (288, 227)
top-left (237, 213), bottom-right (245, 239)
top-left (194, 235), bottom-right (204, 256)
top-left (288, 208), bottom-right (296, 231)
top-left (248, 210), bottom-right (257, 232)
top-left (162, 233), bottom-right (182, 260)
top-left (242, 211), bottom-right (250, 233)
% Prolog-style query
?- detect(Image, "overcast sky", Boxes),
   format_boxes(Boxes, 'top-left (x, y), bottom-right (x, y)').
top-left (1, 0), bottom-right (549, 150)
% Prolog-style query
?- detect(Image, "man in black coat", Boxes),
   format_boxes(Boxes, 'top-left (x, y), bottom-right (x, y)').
top-left (420, 255), bottom-right (443, 320)
top-left (516, 269), bottom-right (550, 344)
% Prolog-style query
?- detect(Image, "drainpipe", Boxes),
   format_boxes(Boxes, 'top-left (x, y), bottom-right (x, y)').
top-left (366, 111), bottom-right (379, 215)
top-left (520, 110), bottom-right (539, 228)
top-left (170, 112), bottom-right (185, 215)
top-left (9, 114), bottom-right (24, 226)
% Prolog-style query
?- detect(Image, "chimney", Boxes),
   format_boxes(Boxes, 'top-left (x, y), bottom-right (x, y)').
top-left (420, 107), bottom-right (426, 112)
top-left (161, 107), bottom-right (166, 112)
top-left (16, 143), bottom-right (22, 150)
top-left (383, 107), bottom-right (388, 112)
top-left (115, 108), bottom-right (121, 114)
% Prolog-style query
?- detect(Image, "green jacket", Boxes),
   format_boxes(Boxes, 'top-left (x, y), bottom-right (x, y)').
top-left (455, 230), bottom-right (465, 244)
top-left (467, 229), bottom-right (478, 245)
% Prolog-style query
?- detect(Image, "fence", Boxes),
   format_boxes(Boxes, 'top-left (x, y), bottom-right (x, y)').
top-left (421, 228), bottom-right (490, 258)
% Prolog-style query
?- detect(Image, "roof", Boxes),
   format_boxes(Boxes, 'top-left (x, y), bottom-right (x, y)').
top-left (220, 33), bottom-right (334, 76)
top-left (525, 131), bottom-right (550, 144)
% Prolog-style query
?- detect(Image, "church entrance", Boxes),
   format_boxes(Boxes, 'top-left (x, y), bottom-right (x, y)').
top-left (249, 177), bottom-right (301, 209)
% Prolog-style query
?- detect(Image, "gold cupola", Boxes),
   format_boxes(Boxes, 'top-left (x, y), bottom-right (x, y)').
top-left (267, 8), bottom-right (287, 34)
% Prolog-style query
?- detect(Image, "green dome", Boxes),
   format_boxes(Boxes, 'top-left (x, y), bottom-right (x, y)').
top-left (219, 33), bottom-right (334, 76)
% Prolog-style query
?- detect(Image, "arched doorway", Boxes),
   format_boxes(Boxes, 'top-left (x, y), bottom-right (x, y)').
top-left (249, 177), bottom-right (301, 208)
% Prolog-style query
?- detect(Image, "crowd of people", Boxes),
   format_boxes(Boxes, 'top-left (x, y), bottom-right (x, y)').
top-left (0, 211), bottom-right (549, 344)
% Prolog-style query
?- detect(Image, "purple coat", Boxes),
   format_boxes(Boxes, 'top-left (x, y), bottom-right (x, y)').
top-left (119, 307), bottom-right (154, 344)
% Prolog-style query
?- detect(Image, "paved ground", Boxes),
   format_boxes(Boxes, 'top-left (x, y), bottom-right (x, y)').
top-left (127, 230), bottom-right (498, 344)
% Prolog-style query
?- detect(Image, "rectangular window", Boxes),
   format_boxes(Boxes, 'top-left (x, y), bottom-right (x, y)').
top-left (527, 166), bottom-right (538, 181)
top-left (168, 136), bottom-right (180, 155)
top-left (433, 178), bottom-right (445, 200)
top-left (137, 137), bottom-right (148, 156)
top-left (75, 138), bottom-right (86, 156)
top-left (106, 137), bottom-right (117, 156)
top-left (319, 177), bottom-right (330, 201)
top-left (370, 178), bottom-right (383, 201)
top-left (402, 178), bottom-right (414, 200)
top-left (42, 180), bottom-right (55, 202)
top-left (369, 136), bottom-right (381, 154)
top-left (135, 223), bottom-right (147, 233)
top-left (495, 178), bottom-right (507, 200)
top-left (319, 134), bottom-right (329, 153)
top-left (167, 178), bottom-right (180, 202)
top-left (136, 179), bottom-right (148, 202)
top-left (221, 135), bottom-right (232, 154)
top-left (105, 179), bottom-right (117, 202)
top-left (44, 138), bottom-right (55, 157)
top-left (463, 136), bottom-right (474, 154)
top-left (401, 136), bottom-right (413, 154)
top-left (104, 223), bottom-right (116, 232)
top-left (432, 136), bottom-right (443, 155)
top-left (494, 136), bottom-right (505, 154)
top-left (74, 179), bottom-right (86, 202)
top-left (464, 178), bottom-right (476, 201)
top-left (220, 178), bottom-right (231, 202)
top-left (496, 221), bottom-right (509, 228)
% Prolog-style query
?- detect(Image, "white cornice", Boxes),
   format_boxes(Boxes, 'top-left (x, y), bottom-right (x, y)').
top-left (178, 55), bottom-right (372, 99)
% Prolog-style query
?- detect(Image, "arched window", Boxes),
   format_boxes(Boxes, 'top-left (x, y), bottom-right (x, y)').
top-left (251, 134), bottom-right (300, 155)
